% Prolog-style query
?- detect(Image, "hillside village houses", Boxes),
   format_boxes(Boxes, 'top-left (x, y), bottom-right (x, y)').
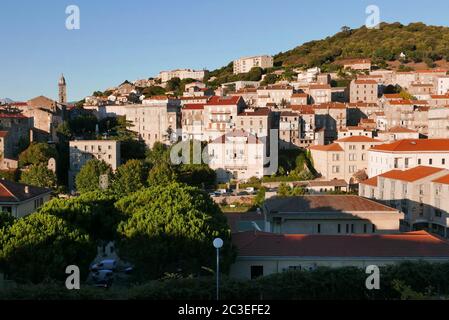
top-left (6, 45), bottom-right (449, 287)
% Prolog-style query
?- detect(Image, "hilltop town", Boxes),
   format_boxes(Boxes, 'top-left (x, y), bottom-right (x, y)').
top-left (3, 22), bottom-right (449, 299)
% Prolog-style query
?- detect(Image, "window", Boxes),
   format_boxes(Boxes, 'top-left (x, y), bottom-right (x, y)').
top-left (372, 225), bottom-right (376, 233)
top-left (317, 224), bottom-right (321, 234)
top-left (337, 224), bottom-right (341, 233)
top-left (443, 159), bottom-right (446, 165)
top-left (418, 159), bottom-right (422, 165)
top-left (429, 159), bottom-right (433, 165)
top-left (364, 224), bottom-right (367, 233)
top-left (251, 266), bottom-right (264, 280)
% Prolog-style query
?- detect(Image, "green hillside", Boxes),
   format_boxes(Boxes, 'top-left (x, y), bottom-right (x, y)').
top-left (275, 22), bottom-right (449, 68)
top-left (206, 22), bottom-right (449, 87)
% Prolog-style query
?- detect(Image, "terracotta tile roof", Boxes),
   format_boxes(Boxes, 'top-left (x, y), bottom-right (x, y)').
top-left (308, 143), bottom-right (343, 152)
top-left (360, 176), bottom-right (378, 187)
top-left (348, 102), bottom-right (378, 107)
top-left (0, 112), bottom-right (28, 119)
top-left (335, 136), bottom-right (381, 143)
top-left (0, 180), bottom-right (51, 203)
top-left (430, 95), bottom-right (449, 99)
top-left (385, 126), bottom-right (418, 133)
top-left (309, 84), bottom-right (331, 90)
top-left (259, 85), bottom-right (293, 90)
top-left (232, 231), bottom-right (449, 258)
top-left (371, 139), bottom-right (449, 152)
top-left (291, 93), bottom-right (308, 98)
top-left (378, 166), bottom-right (445, 183)
top-left (206, 96), bottom-right (242, 105)
top-left (313, 103), bottom-right (346, 109)
top-left (433, 174), bottom-right (449, 185)
top-left (306, 179), bottom-right (348, 188)
top-left (383, 94), bottom-right (402, 99)
top-left (264, 195), bottom-right (396, 213)
top-left (211, 129), bottom-right (261, 144)
top-left (180, 96), bottom-right (210, 101)
top-left (388, 100), bottom-right (416, 105)
top-left (416, 69), bottom-right (447, 73)
top-left (354, 80), bottom-right (378, 85)
top-left (291, 105), bottom-right (314, 114)
top-left (182, 104), bottom-right (205, 110)
top-left (238, 108), bottom-right (271, 116)
top-left (0, 131), bottom-right (9, 138)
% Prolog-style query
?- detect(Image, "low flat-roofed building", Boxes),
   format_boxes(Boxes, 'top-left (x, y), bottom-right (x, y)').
top-left (262, 195), bottom-right (403, 235)
top-left (230, 230), bottom-right (449, 279)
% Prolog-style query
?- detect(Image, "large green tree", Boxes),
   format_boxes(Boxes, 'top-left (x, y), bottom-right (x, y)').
top-left (19, 164), bottom-right (57, 189)
top-left (18, 143), bottom-right (58, 167)
top-left (116, 182), bottom-right (234, 280)
top-left (111, 159), bottom-right (147, 197)
top-left (0, 213), bottom-right (95, 283)
top-left (75, 159), bottom-right (112, 193)
top-left (38, 191), bottom-right (123, 241)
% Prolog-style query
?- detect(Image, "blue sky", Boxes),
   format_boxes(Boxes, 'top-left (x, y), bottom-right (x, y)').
top-left (1, 0), bottom-right (449, 101)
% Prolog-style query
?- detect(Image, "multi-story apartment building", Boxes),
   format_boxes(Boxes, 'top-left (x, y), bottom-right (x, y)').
top-left (181, 104), bottom-right (205, 141)
top-left (290, 93), bottom-right (308, 105)
top-left (291, 105), bottom-right (316, 142)
top-left (279, 111), bottom-right (303, 150)
top-left (235, 108), bottom-right (271, 138)
top-left (359, 166), bottom-right (449, 237)
top-left (429, 94), bottom-right (449, 106)
top-left (377, 126), bottom-right (420, 142)
top-left (368, 139), bottom-right (449, 177)
top-left (203, 96), bottom-right (246, 141)
top-left (0, 111), bottom-right (31, 158)
top-left (343, 59), bottom-right (371, 71)
top-left (416, 69), bottom-right (448, 84)
top-left (435, 76), bottom-right (449, 95)
top-left (158, 69), bottom-right (207, 83)
top-left (313, 103), bottom-right (347, 143)
top-left (428, 107), bottom-right (449, 138)
top-left (350, 80), bottom-right (378, 103)
top-left (208, 129), bottom-right (271, 182)
top-left (126, 102), bottom-right (181, 147)
top-left (233, 55), bottom-right (273, 74)
top-left (409, 83), bottom-right (434, 100)
top-left (308, 84), bottom-right (332, 104)
top-left (68, 140), bottom-right (121, 191)
top-left (256, 85), bottom-right (294, 108)
top-left (309, 136), bottom-right (383, 183)
top-left (337, 126), bottom-right (374, 139)
top-left (394, 72), bottom-right (416, 89)
top-left (384, 99), bottom-right (416, 129)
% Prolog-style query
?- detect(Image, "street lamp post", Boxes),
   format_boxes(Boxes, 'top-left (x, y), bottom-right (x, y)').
top-left (213, 238), bottom-right (223, 301)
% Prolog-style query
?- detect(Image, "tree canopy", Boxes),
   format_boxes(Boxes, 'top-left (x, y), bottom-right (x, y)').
top-left (18, 143), bottom-right (58, 167)
top-left (115, 182), bottom-right (234, 280)
top-left (0, 213), bottom-right (95, 284)
top-left (75, 159), bottom-right (112, 193)
top-left (20, 164), bottom-right (57, 189)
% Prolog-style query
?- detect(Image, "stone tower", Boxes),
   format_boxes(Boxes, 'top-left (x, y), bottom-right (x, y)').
top-left (58, 74), bottom-right (67, 104)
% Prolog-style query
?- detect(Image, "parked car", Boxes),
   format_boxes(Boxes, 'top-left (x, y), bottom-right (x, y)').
top-left (92, 270), bottom-right (114, 288)
top-left (237, 191), bottom-right (249, 196)
top-left (90, 259), bottom-right (117, 272)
